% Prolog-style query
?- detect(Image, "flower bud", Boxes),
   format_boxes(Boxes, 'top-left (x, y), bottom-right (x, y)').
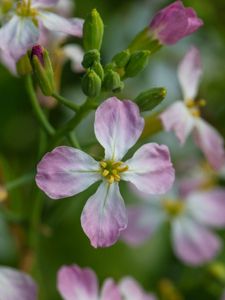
top-left (112, 50), bottom-right (130, 68)
top-left (16, 53), bottom-right (32, 76)
top-left (82, 69), bottom-right (101, 97)
top-left (125, 50), bottom-right (150, 78)
top-left (30, 45), bottom-right (55, 96)
top-left (149, 1), bottom-right (203, 45)
top-left (83, 9), bottom-right (104, 51)
top-left (135, 87), bottom-right (167, 112)
top-left (82, 49), bottom-right (100, 68)
top-left (92, 61), bottom-right (104, 81)
top-left (103, 70), bottom-right (123, 93)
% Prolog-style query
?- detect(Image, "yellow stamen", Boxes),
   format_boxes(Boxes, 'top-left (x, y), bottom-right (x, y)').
top-left (99, 160), bottom-right (128, 184)
top-left (102, 169), bottom-right (109, 177)
top-left (163, 199), bottom-right (185, 217)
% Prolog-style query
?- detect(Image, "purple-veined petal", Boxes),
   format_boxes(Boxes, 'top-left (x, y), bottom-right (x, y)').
top-left (186, 189), bottom-right (225, 228)
top-left (57, 265), bottom-right (98, 300)
top-left (149, 1), bottom-right (203, 45)
top-left (0, 15), bottom-right (39, 60)
top-left (38, 12), bottom-right (84, 37)
top-left (160, 101), bottom-right (195, 145)
top-left (172, 216), bottom-right (221, 265)
top-left (81, 182), bottom-right (127, 248)
top-left (122, 143), bottom-right (175, 195)
top-left (63, 44), bottom-right (84, 73)
top-left (121, 203), bottom-right (165, 246)
top-left (100, 279), bottom-right (121, 300)
top-left (94, 97), bottom-right (144, 161)
top-left (194, 119), bottom-right (225, 170)
top-left (35, 146), bottom-right (101, 199)
top-left (0, 267), bottom-right (37, 300)
top-left (178, 47), bottom-right (202, 100)
top-left (32, 0), bottom-right (59, 8)
top-left (119, 277), bottom-right (156, 300)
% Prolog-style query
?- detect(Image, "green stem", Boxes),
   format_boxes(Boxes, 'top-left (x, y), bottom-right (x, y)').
top-left (67, 132), bottom-right (81, 149)
top-left (52, 92), bottom-right (80, 112)
top-left (25, 76), bottom-right (55, 136)
top-left (50, 97), bottom-right (95, 147)
top-left (6, 172), bottom-right (34, 191)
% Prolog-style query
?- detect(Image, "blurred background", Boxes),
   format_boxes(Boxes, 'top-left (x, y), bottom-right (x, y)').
top-left (0, 0), bottom-right (225, 299)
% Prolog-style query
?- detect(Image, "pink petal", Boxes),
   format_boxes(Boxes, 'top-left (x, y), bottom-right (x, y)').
top-left (35, 146), bottom-right (101, 199)
top-left (100, 279), bottom-right (121, 300)
top-left (119, 277), bottom-right (156, 300)
top-left (0, 267), bottom-right (37, 300)
top-left (0, 16), bottom-right (39, 60)
top-left (32, 0), bottom-right (59, 7)
top-left (57, 265), bottom-right (98, 300)
top-left (186, 189), bottom-right (225, 227)
top-left (94, 97), bottom-right (144, 161)
top-left (149, 1), bottom-right (203, 45)
top-left (0, 49), bottom-right (17, 75)
top-left (194, 119), bottom-right (225, 170)
top-left (38, 12), bottom-right (84, 37)
top-left (63, 44), bottom-right (84, 73)
top-left (81, 182), bottom-right (127, 248)
top-left (178, 47), bottom-right (202, 100)
top-left (121, 203), bottom-right (165, 246)
top-left (172, 217), bottom-right (221, 265)
top-left (160, 101), bottom-right (195, 144)
top-left (122, 143), bottom-right (175, 195)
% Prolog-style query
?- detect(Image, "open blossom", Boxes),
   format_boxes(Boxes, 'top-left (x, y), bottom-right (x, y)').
top-left (160, 47), bottom-right (225, 170)
top-left (149, 1), bottom-right (203, 45)
top-left (122, 187), bottom-right (225, 266)
top-left (57, 264), bottom-right (156, 300)
top-left (0, 266), bottom-right (37, 300)
top-left (36, 97), bottom-right (174, 248)
top-left (0, 0), bottom-right (83, 67)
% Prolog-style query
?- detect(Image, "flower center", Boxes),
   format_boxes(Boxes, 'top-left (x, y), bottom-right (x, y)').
top-left (16, 0), bottom-right (37, 17)
top-left (99, 160), bottom-right (128, 184)
top-left (163, 199), bottom-right (185, 217)
top-left (185, 98), bottom-right (206, 118)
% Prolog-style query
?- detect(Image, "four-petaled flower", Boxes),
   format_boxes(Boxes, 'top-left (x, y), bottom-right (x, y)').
top-left (0, 266), bottom-right (37, 300)
top-left (57, 264), bottom-right (156, 300)
top-left (0, 0), bottom-right (83, 70)
top-left (36, 97), bottom-right (175, 248)
top-left (122, 187), bottom-right (225, 266)
top-left (160, 47), bottom-right (225, 170)
top-left (149, 1), bottom-right (203, 45)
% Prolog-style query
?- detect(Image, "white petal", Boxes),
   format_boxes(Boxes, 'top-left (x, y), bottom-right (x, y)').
top-left (178, 47), bottom-right (202, 100)
top-left (63, 44), bottom-right (84, 73)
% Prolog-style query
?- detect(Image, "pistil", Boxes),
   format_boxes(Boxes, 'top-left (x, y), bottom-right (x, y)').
top-left (99, 160), bottom-right (128, 184)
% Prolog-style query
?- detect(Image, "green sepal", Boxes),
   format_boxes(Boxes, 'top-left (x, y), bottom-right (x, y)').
top-left (102, 70), bottom-right (123, 92)
top-left (83, 9), bottom-right (104, 51)
top-left (16, 53), bottom-right (33, 76)
top-left (125, 50), bottom-right (150, 78)
top-left (82, 69), bottom-right (102, 97)
top-left (135, 87), bottom-right (167, 112)
top-left (112, 49), bottom-right (130, 68)
top-left (82, 49), bottom-right (100, 68)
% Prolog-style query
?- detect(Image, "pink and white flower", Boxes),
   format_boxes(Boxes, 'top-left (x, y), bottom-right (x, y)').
top-left (122, 187), bottom-right (225, 266)
top-left (160, 47), bottom-right (225, 170)
top-left (0, 266), bottom-right (37, 300)
top-left (57, 264), bottom-right (156, 300)
top-left (149, 1), bottom-right (203, 45)
top-left (36, 97), bottom-right (175, 248)
top-left (0, 0), bottom-right (83, 68)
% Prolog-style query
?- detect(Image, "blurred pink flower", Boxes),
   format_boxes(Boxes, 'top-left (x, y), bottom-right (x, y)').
top-left (36, 97), bottom-right (174, 248)
top-left (160, 47), bottom-right (225, 170)
top-left (149, 1), bottom-right (203, 45)
top-left (122, 187), bottom-right (225, 266)
top-left (57, 264), bottom-right (156, 300)
top-left (0, 0), bottom-right (83, 63)
top-left (0, 266), bottom-right (37, 300)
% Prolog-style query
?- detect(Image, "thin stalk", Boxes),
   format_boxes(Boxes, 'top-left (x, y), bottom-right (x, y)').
top-left (25, 76), bottom-right (55, 136)
top-left (52, 92), bottom-right (80, 112)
